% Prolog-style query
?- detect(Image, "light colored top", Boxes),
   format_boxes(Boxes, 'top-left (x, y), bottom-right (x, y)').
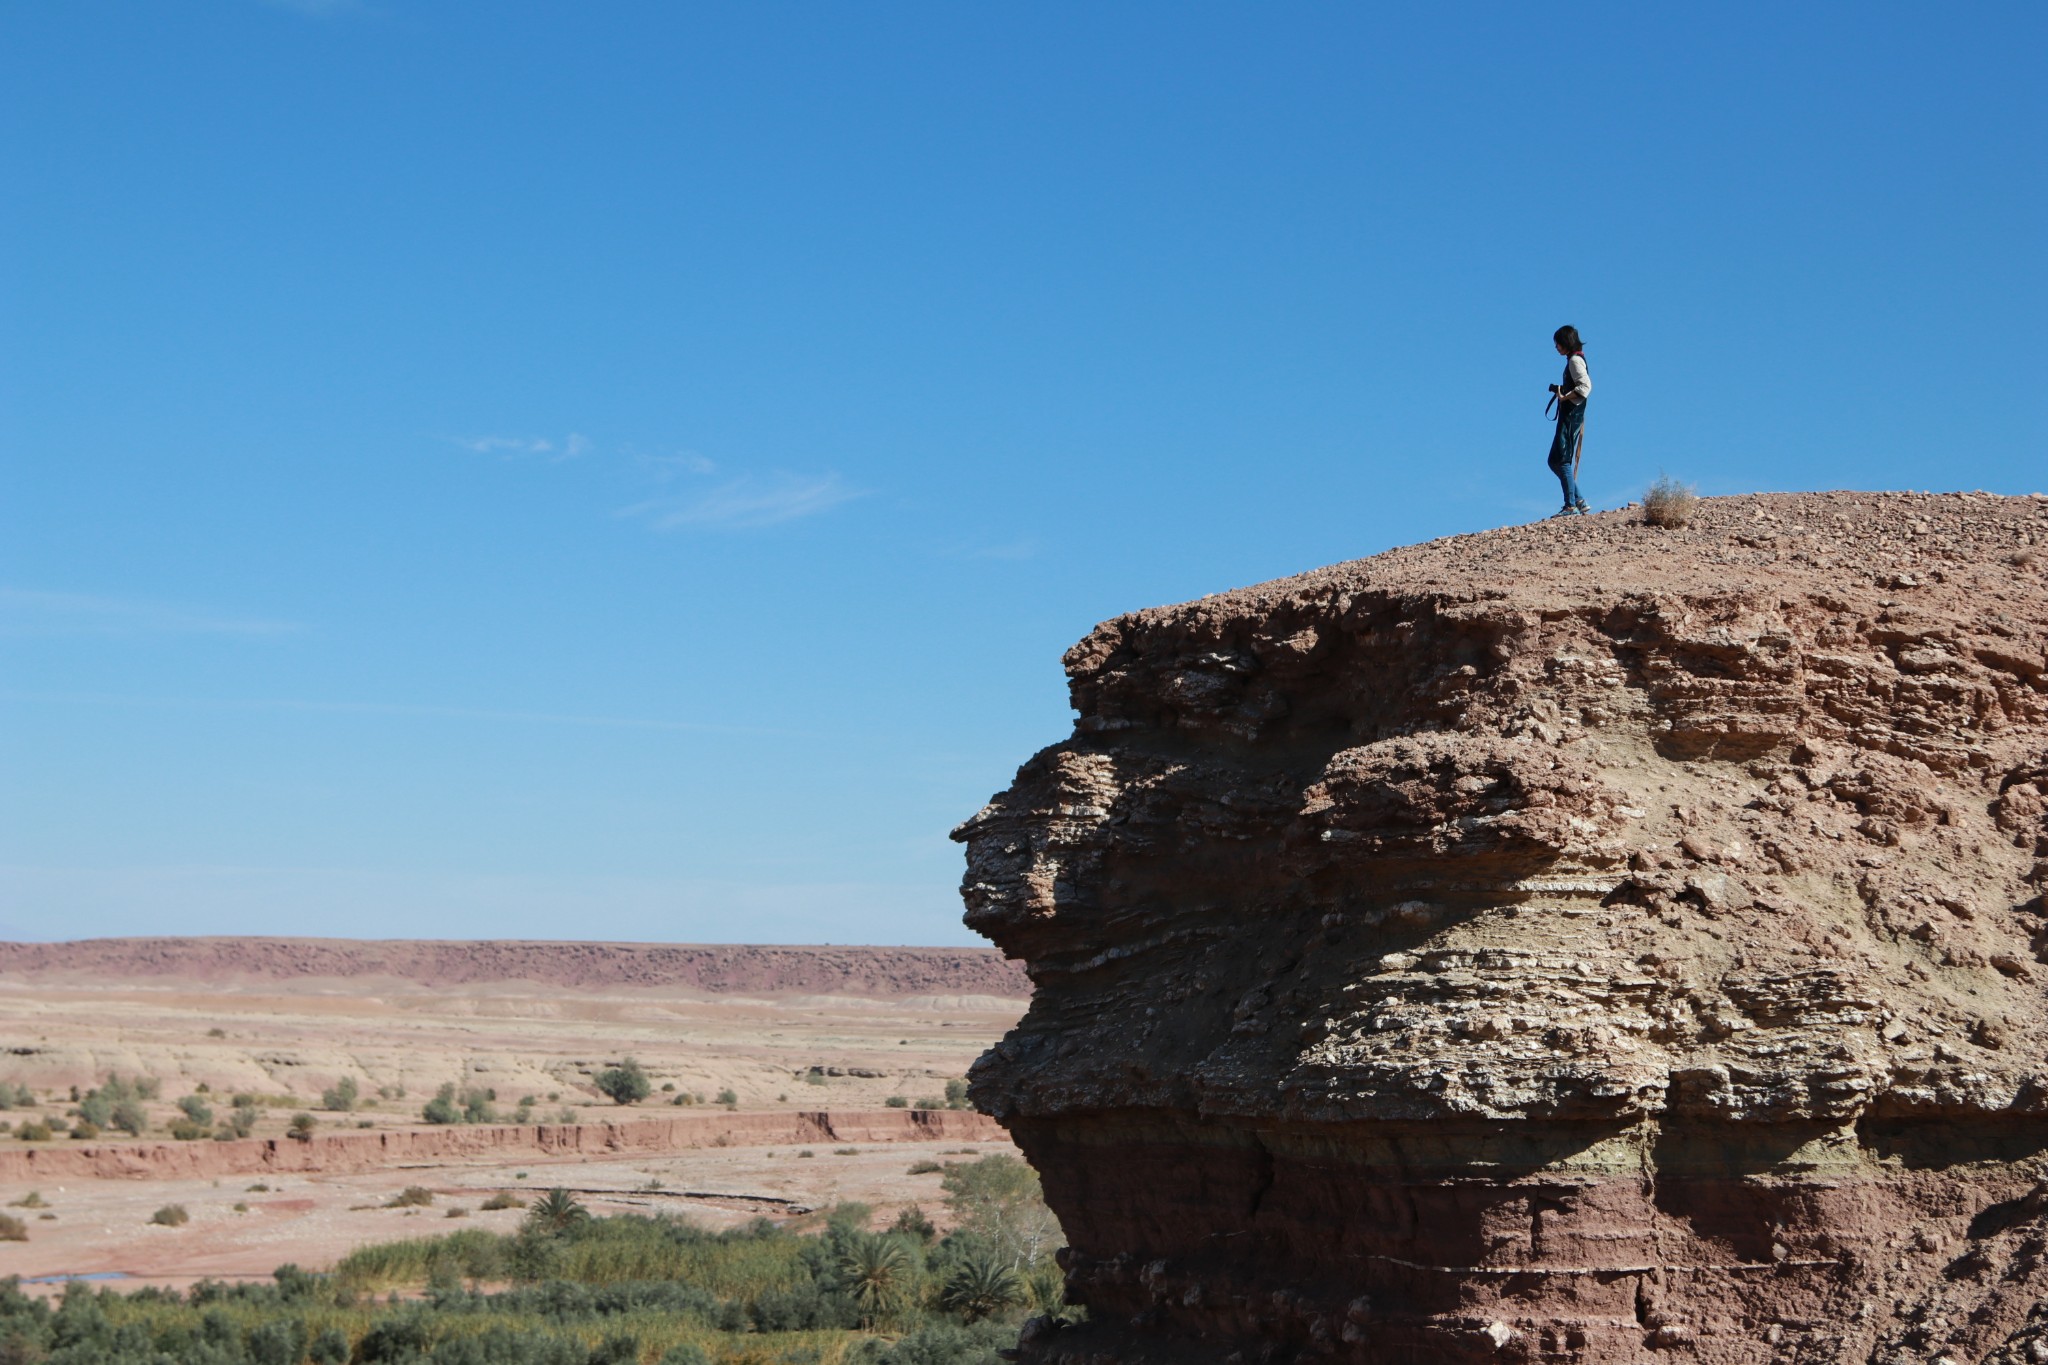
top-left (1561, 354), bottom-right (1592, 404)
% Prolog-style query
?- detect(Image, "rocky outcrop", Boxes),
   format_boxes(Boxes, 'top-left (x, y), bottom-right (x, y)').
top-left (0, 1108), bottom-right (1000, 1183)
top-left (957, 492), bottom-right (2048, 1363)
top-left (0, 938), bottom-right (1029, 998)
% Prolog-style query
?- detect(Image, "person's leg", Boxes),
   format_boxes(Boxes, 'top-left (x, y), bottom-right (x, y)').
top-left (1561, 403), bottom-right (1588, 509)
top-left (1547, 420), bottom-right (1579, 510)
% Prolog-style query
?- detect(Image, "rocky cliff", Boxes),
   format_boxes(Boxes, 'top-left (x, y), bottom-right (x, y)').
top-left (957, 492), bottom-right (2048, 1364)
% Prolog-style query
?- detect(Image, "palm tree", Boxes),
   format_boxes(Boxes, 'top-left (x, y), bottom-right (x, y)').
top-left (940, 1247), bottom-right (1025, 1323)
top-left (523, 1187), bottom-right (589, 1236)
top-left (837, 1233), bottom-right (914, 1327)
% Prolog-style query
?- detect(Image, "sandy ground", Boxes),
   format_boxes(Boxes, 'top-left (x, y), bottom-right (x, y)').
top-left (0, 968), bottom-right (1025, 1288)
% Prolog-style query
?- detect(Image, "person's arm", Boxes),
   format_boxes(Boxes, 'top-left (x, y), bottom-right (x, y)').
top-left (1565, 355), bottom-right (1591, 403)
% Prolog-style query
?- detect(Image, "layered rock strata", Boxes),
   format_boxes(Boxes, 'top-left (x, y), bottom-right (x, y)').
top-left (958, 492), bottom-right (2048, 1363)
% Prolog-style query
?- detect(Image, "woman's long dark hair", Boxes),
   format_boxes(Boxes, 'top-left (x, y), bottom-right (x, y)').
top-left (1554, 325), bottom-right (1584, 354)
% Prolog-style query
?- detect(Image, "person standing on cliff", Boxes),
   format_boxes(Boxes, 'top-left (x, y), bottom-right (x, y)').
top-left (1546, 325), bottom-right (1592, 516)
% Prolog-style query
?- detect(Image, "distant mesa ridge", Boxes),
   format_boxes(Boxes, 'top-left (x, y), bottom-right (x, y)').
top-left (0, 936), bottom-right (1029, 998)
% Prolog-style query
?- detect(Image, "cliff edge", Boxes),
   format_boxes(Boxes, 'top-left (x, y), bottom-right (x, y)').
top-left (957, 491), bottom-right (2048, 1364)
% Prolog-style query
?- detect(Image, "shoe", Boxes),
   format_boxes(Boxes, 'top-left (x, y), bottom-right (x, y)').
top-left (1551, 506), bottom-right (1578, 519)
top-left (1574, 500), bottom-right (1590, 514)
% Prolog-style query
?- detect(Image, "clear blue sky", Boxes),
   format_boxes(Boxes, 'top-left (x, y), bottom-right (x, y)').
top-left (2, 3), bottom-right (2041, 945)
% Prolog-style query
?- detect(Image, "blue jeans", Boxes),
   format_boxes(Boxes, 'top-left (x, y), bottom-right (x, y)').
top-left (1548, 401), bottom-right (1586, 507)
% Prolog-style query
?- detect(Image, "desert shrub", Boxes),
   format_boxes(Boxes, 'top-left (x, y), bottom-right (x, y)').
top-left (167, 1119), bottom-right (208, 1141)
top-left (7, 1192), bottom-right (44, 1209)
top-left (446, 1207), bottom-right (470, 1218)
top-left (319, 1076), bottom-right (359, 1112)
top-left (110, 1100), bottom-right (147, 1135)
top-left (891, 1205), bottom-right (937, 1243)
top-left (834, 1147), bottom-right (860, 1156)
top-left (225, 1105), bottom-right (257, 1138)
top-left (464, 1090), bottom-right (499, 1124)
top-left (0, 1214), bottom-right (25, 1242)
top-left (422, 1082), bottom-right (461, 1125)
top-left (206, 1026), bottom-right (226, 1037)
top-left (907, 1160), bottom-right (943, 1175)
top-left (885, 1095), bottom-right (908, 1108)
top-left (594, 1058), bottom-right (652, 1106)
top-left (1643, 474), bottom-right (1699, 528)
top-left (15, 1121), bottom-right (51, 1142)
top-left (913, 1097), bottom-right (941, 1110)
top-left (944, 1079), bottom-right (970, 1110)
top-left (151, 1203), bottom-right (190, 1226)
top-left (0, 1082), bottom-right (33, 1109)
top-left (481, 1192), bottom-right (524, 1211)
top-left (798, 1149), bottom-right (816, 1158)
top-left (178, 1095), bottom-right (212, 1127)
top-left (388, 1186), bottom-right (436, 1208)
top-left (288, 1112), bottom-right (317, 1141)
top-left (715, 1089), bottom-right (738, 1110)
top-left (68, 1120), bottom-right (99, 1140)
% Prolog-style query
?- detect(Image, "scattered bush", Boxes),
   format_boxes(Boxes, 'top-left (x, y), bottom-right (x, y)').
top-left (594, 1058), bottom-right (652, 1106)
top-left (0, 1082), bottom-right (34, 1109)
top-left (944, 1079), bottom-right (970, 1110)
top-left (480, 1192), bottom-right (524, 1211)
top-left (798, 1149), bottom-right (816, 1158)
top-left (913, 1097), bottom-right (941, 1110)
top-left (422, 1082), bottom-right (462, 1125)
top-left (206, 1026), bottom-right (226, 1037)
top-left (0, 1214), bottom-right (25, 1242)
top-left (445, 1207), bottom-right (470, 1218)
top-left (1643, 474), bottom-right (1699, 528)
top-left (715, 1088), bottom-right (738, 1110)
top-left (907, 1160), bottom-right (943, 1175)
top-left (68, 1120), bottom-right (99, 1140)
top-left (167, 1119), bottom-right (208, 1141)
top-left (247, 1182), bottom-right (271, 1192)
top-left (891, 1204), bottom-right (936, 1242)
top-left (288, 1112), bottom-right (317, 1141)
top-left (150, 1203), bottom-right (190, 1227)
top-left (387, 1186), bottom-right (436, 1208)
top-left (16, 1121), bottom-right (52, 1142)
top-left (7, 1191), bottom-right (45, 1209)
top-left (181, 1091), bottom-right (223, 1127)
top-left (885, 1095), bottom-right (909, 1108)
top-left (319, 1076), bottom-right (359, 1112)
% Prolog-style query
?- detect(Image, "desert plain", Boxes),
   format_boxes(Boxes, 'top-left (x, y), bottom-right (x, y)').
top-left (0, 938), bottom-right (1028, 1293)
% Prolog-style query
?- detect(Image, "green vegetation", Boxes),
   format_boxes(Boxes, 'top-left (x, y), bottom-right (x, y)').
top-left (715, 1089), bottom-right (738, 1111)
top-left (594, 1059), bottom-right (652, 1106)
top-left (0, 1155), bottom-right (1065, 1364)
top-left (883, 1096), bottom-right (908, 1108)
top-left (482, 1192), bottom-right (525, 1211)
top-left (0, 1214), bottom-right (26, 1242)
top-left (320, 1076), bottom-right (360, 1112)
top-left (15, 1121), bottom-right (52, 1142)
top-left (422, 1083), bottom-right (504, 1126)
top-left (0, 1082), bottom-right (35, 1108)
top-left (76, 1074), bottom-right (154, 1136)
top-left (150, 1204), bottom-right (190, 1227)
top-left (288, 1113), bottom-right (318, 1141)
top-left (388, 1187), bottom-right (437, 1209)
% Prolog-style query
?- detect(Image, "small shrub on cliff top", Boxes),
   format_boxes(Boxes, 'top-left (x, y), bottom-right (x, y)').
top-left (944, 1079), bottom-right (970, 1109)
top-left (177, 1095), bottom-right (213, 1127)
top-left (884, 1095), bottom-right (908, 1108)
top-left (15, 1121), bottom-right (51, 1142)
top-left (288, 1112), bottom-right (317, 1141)
top-left (1643, 474), bottom-right (1699, 528)
top-left (150, 1204), bottom-right (190, 1227)
top-left (0, 1214), bottom-right (26, 1242)
top-left (68, 1120), bottom-right (98, 1140)
top-left (320, 1076), bottom-right (359, 1112)
top-left (715, 1088), bottom-right (738, 1110)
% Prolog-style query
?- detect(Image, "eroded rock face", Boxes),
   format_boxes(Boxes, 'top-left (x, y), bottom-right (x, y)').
top-left (957, 492), bottom-right (2048, 1364)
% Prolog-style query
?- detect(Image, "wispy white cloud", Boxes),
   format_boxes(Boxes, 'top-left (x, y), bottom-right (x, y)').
top-left (0, 589), bottom-right (300, 638)
top-left (449, 433), bottom-right (592, 462)
top-left (633, 450), bottom-right (720, 481)
top-left (618, 472), bottom-right (865, 531)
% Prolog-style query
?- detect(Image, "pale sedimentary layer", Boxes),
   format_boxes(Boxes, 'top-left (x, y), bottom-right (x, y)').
top-left (958, 492), bottom-right (2048, 1363)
